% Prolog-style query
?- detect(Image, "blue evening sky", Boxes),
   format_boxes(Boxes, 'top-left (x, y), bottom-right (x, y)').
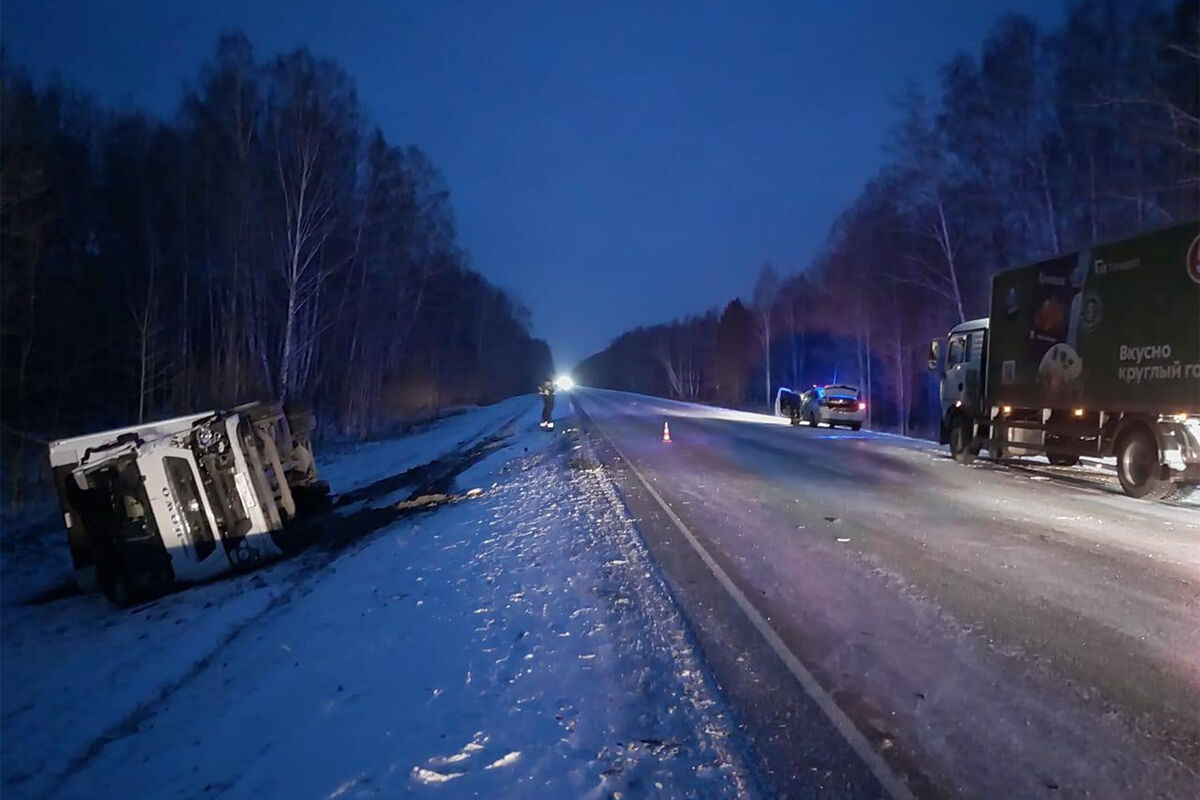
top-left (2, 1), bottom-right (1065, 366)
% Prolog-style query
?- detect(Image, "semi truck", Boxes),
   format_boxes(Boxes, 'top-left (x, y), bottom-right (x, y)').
top-left (48, 402), bottom-right (328, 605)
top-left (929, 222), bottom-right (1200, 500)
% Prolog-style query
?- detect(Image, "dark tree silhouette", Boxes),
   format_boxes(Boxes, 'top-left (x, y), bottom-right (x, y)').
top-left (0, 35), bottom-right (553, 506)
top-left (577, 0), bottom-right (1198, 438)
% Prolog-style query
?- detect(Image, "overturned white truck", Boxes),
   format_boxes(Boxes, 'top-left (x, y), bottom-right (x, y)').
top-left (48, 402), bottom-right (328, 605)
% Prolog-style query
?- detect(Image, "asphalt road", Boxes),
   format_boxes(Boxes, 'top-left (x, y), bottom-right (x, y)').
top-left (573, 388), bottom-right (1200, 800)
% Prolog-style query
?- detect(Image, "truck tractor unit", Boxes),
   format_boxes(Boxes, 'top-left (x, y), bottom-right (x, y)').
top-left (48, 402), bottom-right (329, 605)
top-left (929, 222), bottom-right (1200, 501)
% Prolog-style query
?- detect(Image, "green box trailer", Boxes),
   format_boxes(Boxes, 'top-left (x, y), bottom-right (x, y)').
top-left (987, 222), bottom-right (1200, 415)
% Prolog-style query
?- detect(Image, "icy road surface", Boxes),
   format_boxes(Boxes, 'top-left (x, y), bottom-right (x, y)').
top-left (1, 397), bottom-right (754, 800)
top-left (576, 388), bottom-right (1200, 800)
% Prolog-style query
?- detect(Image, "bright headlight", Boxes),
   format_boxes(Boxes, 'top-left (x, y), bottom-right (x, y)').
top-left (554, 374), bottom-right (575, 392)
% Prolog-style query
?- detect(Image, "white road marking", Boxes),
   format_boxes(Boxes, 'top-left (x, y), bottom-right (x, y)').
top-left (582, 400), bottom-right (918, 800)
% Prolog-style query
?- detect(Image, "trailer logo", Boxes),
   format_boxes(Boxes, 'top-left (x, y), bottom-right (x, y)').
top-left (1188, 235), bottom-right (1200, 285)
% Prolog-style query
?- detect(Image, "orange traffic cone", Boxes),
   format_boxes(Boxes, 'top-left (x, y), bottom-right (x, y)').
top-left (662, 422), bottom-right (671, 443)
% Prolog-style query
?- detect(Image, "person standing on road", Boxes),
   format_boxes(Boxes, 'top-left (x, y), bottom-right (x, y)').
top-left (538, 379), bottom-right (556, 430)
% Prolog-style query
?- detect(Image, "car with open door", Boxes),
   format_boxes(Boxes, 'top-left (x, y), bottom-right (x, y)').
top-left (799, 385), bottom-right (866, 430)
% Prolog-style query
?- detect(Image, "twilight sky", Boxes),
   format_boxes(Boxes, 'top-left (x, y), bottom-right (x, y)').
top-left (3, 0), bottom-right (1064, 368)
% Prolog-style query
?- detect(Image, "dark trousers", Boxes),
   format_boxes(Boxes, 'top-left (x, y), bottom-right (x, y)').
top-left (541, 395), bottom-right (554, 424)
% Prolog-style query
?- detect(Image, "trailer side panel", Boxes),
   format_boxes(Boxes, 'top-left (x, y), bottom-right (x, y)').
top-left (987, 223), bottom-right (1200, 414)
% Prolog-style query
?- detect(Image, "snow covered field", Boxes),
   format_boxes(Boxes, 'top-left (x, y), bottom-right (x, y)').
top-left (1, 396), bottom-right (754, 800)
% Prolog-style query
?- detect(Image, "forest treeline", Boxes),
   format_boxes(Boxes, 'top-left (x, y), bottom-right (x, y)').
top-left (1, 34), bottom-right (553, 501)
top-left (578, 0), bottom-right (1198, 436)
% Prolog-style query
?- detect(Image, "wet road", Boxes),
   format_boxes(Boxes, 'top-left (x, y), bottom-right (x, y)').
top-left (574, 388), bottom-right (1200, 800)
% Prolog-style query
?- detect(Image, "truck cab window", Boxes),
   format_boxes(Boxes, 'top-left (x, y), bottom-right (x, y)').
top-left (947, 335), bottom-right (966, 367)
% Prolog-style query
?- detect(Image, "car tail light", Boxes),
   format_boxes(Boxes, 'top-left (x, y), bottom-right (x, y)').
top-left (858, 402), bottom-right (866, 411)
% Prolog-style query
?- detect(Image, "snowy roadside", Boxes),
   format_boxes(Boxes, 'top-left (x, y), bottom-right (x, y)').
top-left (2, 396), bottom-right (754, 799)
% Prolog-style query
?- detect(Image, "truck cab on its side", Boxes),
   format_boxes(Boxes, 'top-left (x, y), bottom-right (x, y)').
top-left (49, 402), bottom-right (327, 605)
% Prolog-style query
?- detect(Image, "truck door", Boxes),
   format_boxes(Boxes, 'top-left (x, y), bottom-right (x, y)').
top-left (943, 331), bottom-right (984, 416)
top-left (140, 447), bottom-right (231, 582)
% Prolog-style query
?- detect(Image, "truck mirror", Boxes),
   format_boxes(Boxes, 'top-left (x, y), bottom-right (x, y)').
top-left (927, 340), bottom-right (940, 371)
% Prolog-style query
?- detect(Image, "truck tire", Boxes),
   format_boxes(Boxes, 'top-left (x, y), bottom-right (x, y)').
top-left (849, 423), bottom-right (861, 431)
top-left (1048, 454), bottom-right (1079, 467)
top-left (949, 416), bottom-right (978, 464)
top-left (806, 411), bottom-right (817, 427)
top-left (1115, 427), bottom-right (1172, 500)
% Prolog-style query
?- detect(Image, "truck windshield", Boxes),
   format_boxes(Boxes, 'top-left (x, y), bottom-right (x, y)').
top-left (72, 458), bottom-right (159, 545)
top-left (164, 456), bottom-right (216, 560)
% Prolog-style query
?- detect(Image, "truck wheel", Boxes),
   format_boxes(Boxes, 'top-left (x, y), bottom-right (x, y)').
top-left (1116, 428), bottom-right (1171, 500)
top-left (806, 411), bottom-right (817, 427)
top-left (849, 423), bottom-right (861, 431)
top-left (1047, 454), bottom-right (1079, 467)
top-left (949, 416), bottom-right (978, 464)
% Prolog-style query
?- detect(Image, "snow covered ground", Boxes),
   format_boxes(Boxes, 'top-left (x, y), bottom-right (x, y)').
top-left (1, 395), bottom-right (754, 800)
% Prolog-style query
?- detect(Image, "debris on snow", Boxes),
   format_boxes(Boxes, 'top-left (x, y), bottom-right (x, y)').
top-left (410, 766), bottom-right (464, 784)
top-left (484, 751), bottom-right (522, 770)
top-left (395, 493), bottom-right (451, 510)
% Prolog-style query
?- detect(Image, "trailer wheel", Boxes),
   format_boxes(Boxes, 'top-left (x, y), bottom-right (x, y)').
top-left (1115, 427), bottom-right (1171, 500)
top-left (949, 416), bottom-right (978, 464)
